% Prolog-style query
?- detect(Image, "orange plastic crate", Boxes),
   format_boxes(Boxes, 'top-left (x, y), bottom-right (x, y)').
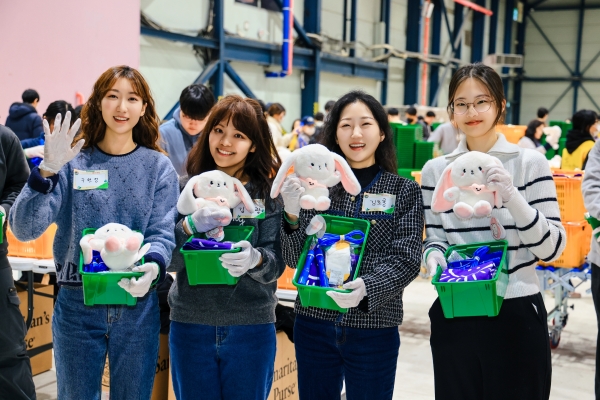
top-left (411, 171), bottom-right (422, 186)
top-left (277, 267), bottom-right (297, 290)
top-left (552, 170), bottom-right (586, 222)
top-left (496, 125), bottom-right (526, 144)
top-left (539, 220), bottom-right (591, 268)
top-left (6, 223), bottom-right (57, 259)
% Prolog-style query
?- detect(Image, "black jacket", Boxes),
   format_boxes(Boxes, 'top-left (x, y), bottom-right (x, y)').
top-left (0, 125), bottom-right (30, 256)
top-left (5, 103), bottom-right (43, 141)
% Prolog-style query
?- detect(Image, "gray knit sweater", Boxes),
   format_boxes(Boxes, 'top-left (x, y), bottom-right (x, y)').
top-left (167, 177), bottom-right (285, 326)
top-left (423, 134), bottom-right (566, 299)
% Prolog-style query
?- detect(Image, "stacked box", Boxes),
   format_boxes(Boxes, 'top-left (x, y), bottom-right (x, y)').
top-left (390, 123), bottom-right (433, 170)
top-left (414, 141), bottom-right (435, 169)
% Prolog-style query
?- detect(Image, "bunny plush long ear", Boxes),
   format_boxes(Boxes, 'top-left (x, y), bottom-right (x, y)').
top-left (431, 163), bottom-right (456, 212)
top-left (488, 156), bottom-right (505, 209)
top-left (331, 153), bottom-right (361, 195)
top-left (231, 178), bottom-right (255, 210)
top-left (270, 152), bottom-right (297, 198)
top-left (178, 175), bottom-right (202, 215)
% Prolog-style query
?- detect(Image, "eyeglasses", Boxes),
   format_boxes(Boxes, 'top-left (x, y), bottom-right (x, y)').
top-left (450, 98), bottom-right (494, 115)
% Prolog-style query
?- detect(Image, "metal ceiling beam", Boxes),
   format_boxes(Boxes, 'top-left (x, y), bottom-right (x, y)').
top-left (573, 0), bottom-right (586, 115)
top-left (533, 4), bottom-right (600, 11)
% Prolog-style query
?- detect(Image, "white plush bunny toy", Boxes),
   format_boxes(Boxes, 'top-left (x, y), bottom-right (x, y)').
top-left (80, 223), bottom-right (151, 271)
top-left (270, 144), bottom-right (361, 211)
top-left (431, 151), bottom-right (504, 219)
top-left (542, 125), bottom-right (561, 150)
top-left (177, 170), bottom-right (254, 239)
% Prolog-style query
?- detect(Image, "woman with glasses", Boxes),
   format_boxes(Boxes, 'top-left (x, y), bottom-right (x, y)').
top-left (421, 63), bottom-right (565, 400)
top-left (561, 109), bottom-right (598, 170)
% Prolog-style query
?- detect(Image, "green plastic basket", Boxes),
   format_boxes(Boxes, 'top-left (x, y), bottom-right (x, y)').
top-left (293, 215), bottom-right (371, 313)
top-left (79, 228), bottom-right (145, 306)
top-left (414, 141), bottom-right (435, 169)
top-left (391, 124), bottom-right (423, 168)
top-left (397, 168), bottom-right (420, 181)
top-left (181, 225), bottom-right (255, 285)
top-left (431, 240), bottom-right (509, 318)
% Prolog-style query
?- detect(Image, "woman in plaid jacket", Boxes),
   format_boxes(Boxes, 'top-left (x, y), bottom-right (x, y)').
top-left (280, 91), bottom-right (424, 400)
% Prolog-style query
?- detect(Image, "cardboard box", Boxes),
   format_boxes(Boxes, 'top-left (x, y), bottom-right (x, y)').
top-left (269, 331), bottom-right (299, 400)
top-left (102, 333), bottom-right (169, 400)
top-left (17, 278), bottom-right (54, 376)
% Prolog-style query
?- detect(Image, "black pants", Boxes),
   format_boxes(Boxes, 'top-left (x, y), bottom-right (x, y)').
top-left (592, 264), bottom-right (600, 400)
top-left (0, 257), bottom-right (36, 400)
top-left (429, 293), bottom-right (551, 400)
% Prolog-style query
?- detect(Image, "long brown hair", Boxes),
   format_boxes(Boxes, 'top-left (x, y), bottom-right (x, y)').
top-left (76, 65), bottom-right (163, 153)
top-left (186, 95), bottom-right (281, 202)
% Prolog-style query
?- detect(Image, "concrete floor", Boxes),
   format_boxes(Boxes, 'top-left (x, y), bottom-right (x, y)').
top-left (33, 276), bottom-right (596, 399)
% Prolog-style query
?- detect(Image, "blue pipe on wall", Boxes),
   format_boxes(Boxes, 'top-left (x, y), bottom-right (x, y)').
top-left (266, 0), bottom-right (294, 77)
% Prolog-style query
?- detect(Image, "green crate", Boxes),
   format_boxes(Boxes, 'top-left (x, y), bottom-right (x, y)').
top-left (414, 141), bottom-right (435, 169)
top-left (397, 168), bottom-right (420, 181)
top-left (549, 121), bottom-right (572, 139)
top-left (431, 122), bottom-right (441, 131)
top-left (431, 240), bottom-right (509, 318)
top-left (391, 124), bottom-right (424, 168)
top-left (293, 215), bottom-right (371, 313)
top-left (181, 225), bottom-right (255, 285)
top-left (79, 228), bottom-right (145, 306)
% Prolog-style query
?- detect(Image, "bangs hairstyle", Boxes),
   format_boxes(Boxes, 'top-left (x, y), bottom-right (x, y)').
top-left (447, 63), bottom-right (505, 126)
top-left (186, 95), bottom-right (281, 202)
top-left (319, 91), bottom-right (397, 174)
top-left (76, 65), bottom-right (163, 153)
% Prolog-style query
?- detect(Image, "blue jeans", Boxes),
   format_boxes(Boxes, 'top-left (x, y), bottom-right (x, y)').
top-left (53, 286), bottom-right (160, 400)
top-left (294, 315), bottom-right (400, 400)
top-left (170, 321), bottom-right (276, 400)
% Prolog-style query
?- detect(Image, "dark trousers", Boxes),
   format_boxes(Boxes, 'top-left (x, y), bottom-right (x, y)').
top-left (592, 264), bottom-right (600, 400)
top-left (294, 314), bottom-right (400, 400)
top-left (429, 293), bottom-right (551, 400)
top-left (0, 257), bottom-right (36, 400)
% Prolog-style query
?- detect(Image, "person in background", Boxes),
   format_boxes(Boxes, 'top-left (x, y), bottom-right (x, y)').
top-left (406, 106), bottom-right (429, 139)
top-left (291, 118), bottom-right (301, 133)
top-left (427, 121), bottom-right (461, 155)
top-left (293, 116), bottom-right (315, 149)
top-left (5, 89), bottom-right (44, 143)
top-left (424, 110), bottom-right (436, 128)
top-left (22, 100), bottom-right (75, 169)
top-left (537, 107), bottom-right (549, 123)
top-left (266, 103), bottom-right (293, 159)
top-left (561, 109), bottom-right (598, 170)
top-left (387, 107), bottom-right (403, 123)
top-left (160, 84), bottom-right (215, 176)
top-left (312, 112), bottom-right (325, 144)
top-left (324, 100), bottom-right (336, 118)
top-left (518, 120), bottom-right (553, 154)
top-left (0, 124), bottom-right (36, 400)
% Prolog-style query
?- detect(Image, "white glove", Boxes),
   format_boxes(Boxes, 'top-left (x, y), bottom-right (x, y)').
top-left (39, 111), bottom-right (84, 174)
top-left (24, 145), bottom-right (45, 159)
top-left (219, 241), bottom-right (262, 277)
top-left (424, 249), bottom-right (447, 278)
top-left (280, 173), bottom-right (305, 217)
top-left (189, 207), bottom-right (231, 233)
top-left (0, 205), bottom-right (5, 227)
top-left (543, 126), bottom-right (561, 150)
top-left (326, 278), bottom-right (367, 308)
top-left (485, 165), bottom-right (516, 203)
top-left (118, 262), bottom-right (159, 297)
top-left (306, 215), bottom-right (326, 237)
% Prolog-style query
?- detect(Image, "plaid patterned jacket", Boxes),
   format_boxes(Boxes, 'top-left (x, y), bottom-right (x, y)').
top-left (281, 169), bottom-right (424, 328)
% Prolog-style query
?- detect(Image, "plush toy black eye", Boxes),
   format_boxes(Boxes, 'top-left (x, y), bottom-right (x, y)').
top-left (325, 163), bottom-right (328, 168)
top-left (463, 169), bottom-right (466, 173)
top-left (311, 163), bottom-right (314, 166)
top-left (479, 167), bottom-right (483, 171)
top-left (210, 181), bottom-right (213, 184)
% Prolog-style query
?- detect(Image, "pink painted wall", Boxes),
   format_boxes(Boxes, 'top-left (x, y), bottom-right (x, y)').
top-left (0, 0), bottom-right (140, 121)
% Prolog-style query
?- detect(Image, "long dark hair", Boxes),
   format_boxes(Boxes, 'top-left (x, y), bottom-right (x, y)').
top-left (447, 63), bottom-right (505, 126)
top-left (525, 119), bottom-right (544, 144)
top-left (318, 91), bottom-right (397, 174)
top-left (186, 95), bottom-right (281, 202)
top-left (76, 65), bottom-right (163, 153)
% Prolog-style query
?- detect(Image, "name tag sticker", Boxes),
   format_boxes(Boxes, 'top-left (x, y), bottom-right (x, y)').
top-left (362, 193), bottom-right (395, 214)
top-left (233, 199), bottom-right (266, 219)
top-left (73, 169), bottom-right (108, 190)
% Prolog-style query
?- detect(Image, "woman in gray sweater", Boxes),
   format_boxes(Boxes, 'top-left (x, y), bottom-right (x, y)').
top-left (167, 95), bottom-right (285, 400)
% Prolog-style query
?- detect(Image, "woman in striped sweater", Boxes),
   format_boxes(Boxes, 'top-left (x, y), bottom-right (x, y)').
top-left (422, 64), bottom-right (566, 400)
